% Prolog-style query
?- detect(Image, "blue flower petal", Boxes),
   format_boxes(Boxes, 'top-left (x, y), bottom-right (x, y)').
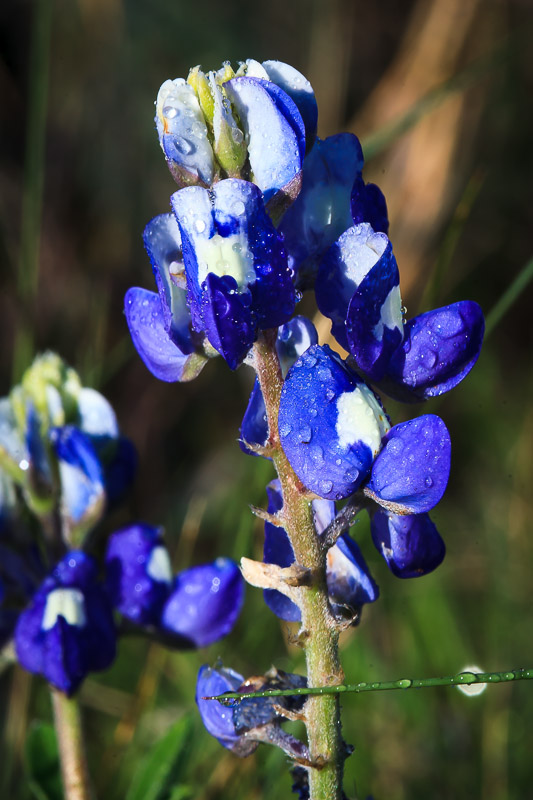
top-left (172, 179), bottom-right (295, 363)
top-left (278, 345), bottom-right (389, 500)
top-left (15, 552), bottom-right (115, 694)
top-left (366, 415), bottom-right (451, 514)
top-left (105, 523), bottom-right (172, 625)
top-left (261, 60), bottom-right (318, 151)
top-left (316, 223), bottom-right (393, 350)
top-left (263, 480), bottom-right (300, 622)
top-left (155, 79), bottom-right (215, 187)
top-left (224, 77), bottom-right (303, 204)
top-left (240, 317), bottom-right (318, 456)
top-left (201, 273), bottom-right (256, 369)
top-left (345, 237), bottom-right (403, 381)
top-left (385, 301), bottom-right (485, 400)
top-left (143, 214), bottom-right (194, 353)
top-left (196, 664), bottom-right (245, 750)
top-left (49, 426), bottom-right (105, 530)
top-left (124, 288), bottom-right (199, 382)
top-left (279, 134), bottom-right (364, 289)
top-left (371, 509), bottom-right (445, 578)
top-left (350, 176), bottom-right (389, 235)
top-left (326, 534), bottom-right (379, 618)
top-left (161, 558), bottom-right (244, 648)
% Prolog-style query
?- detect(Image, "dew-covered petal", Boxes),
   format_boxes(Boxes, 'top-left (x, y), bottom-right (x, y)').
top-left (279, 134), bottom-right (364, 289)
top-left (371, 509), bottom-right (445, 578)
top-left (279, 345), bottom-right (390, 500)
top-left (316, 223), bottom-right (392, 350)
top-left (366, 415), bottom-right (451, 514)
top-left (385, 301), bottom-right (485, 400)
top-left (173, 179), bottom-right (295, 342)
top-left (155, 79), bottom-right (215, 187)
top-left (49, 426), bottom-right (105, 532)
top-left (105, 524), bottom-right (172, 625)
top-left (196, 665), bottom-right (253, 752)
top-left (326, 534), bottom-right (379, 621)
top-left (15, 552), bottom-right (116, 694)
top-left (261, 60), bottom-right (318, 151)
top-left (124, 288), bottom-right (203, 383)
top-left (344, 239), bottom-right (403, 382)
top-left (224, 77), bottom-right (303, 204)
top-left (161, 558), bottom-right (244, 648)
top-left (350, 176), bottom-right (389, 235)
top-left (201, 274), bottom-right (256, 369)
top-left (143, 214), bottom-right (194, 353)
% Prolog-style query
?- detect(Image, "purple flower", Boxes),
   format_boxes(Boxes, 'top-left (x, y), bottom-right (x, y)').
top-left (171, 179), bottom-right (296, 369)
top-left (161, 558), bottom-right (244, 648)
top-left (105, 524), bottom-right (244, 648)
top-left (263, 481), bottom-right (378, 623)
top-left (370, 509), bottom-right (445, 578)
top-left (14, 551), bottom-right (116, 694)
top-left (279, 134), bottom-right (388, 289)
top-left (278, 345), bottom-right (451, 511)
top-left (316, 223), bottom-right (484, 400)
top-left (125, 214), bottom-right (210, 383)
top-left (105, 523), bottom-right (173, 626)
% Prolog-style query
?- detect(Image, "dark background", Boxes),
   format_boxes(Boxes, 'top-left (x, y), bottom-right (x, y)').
top-left (1, 1), bottom-right (532, 798)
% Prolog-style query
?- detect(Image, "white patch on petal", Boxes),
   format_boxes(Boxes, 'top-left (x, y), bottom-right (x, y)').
top-left (42, 588), bottom-right (86, 630)
top-left (342, 224), bottom-right (388, 286)
top-left (335, 386), bottom-right (390, 455)
top-left (373, 284), bottom-right (403, 341)
top-left (196, 233), bottom-right (255, 290)
top-left (146, 546), bottom-right (173, 584)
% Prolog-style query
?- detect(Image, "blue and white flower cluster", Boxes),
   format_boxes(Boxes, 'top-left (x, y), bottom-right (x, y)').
top-left (125, 57), bottom-right (485, 756)
top-left (0, 354), bottom-right (243, 694)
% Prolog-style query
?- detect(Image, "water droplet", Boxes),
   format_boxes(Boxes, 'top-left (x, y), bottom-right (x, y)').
top-left (279, 422), bottom-right (291, 437)
top-left (504, 672), bottom-right (515, 681)
top-left (232, 128), bottom-right (244, 144)
top-left (195, 219), bottom-right (206, 233)
top-left (319, 479), bottom-right (333, 495)
top-left (175, 137), bottom-right (194, 155)
top-left (357, 682), bottom-right (367, 689)
top-left (163, 105), bottom-right (178, 119)
top-left (19, 458), bottom-right (30, 471)
top-left (424, 476), bottom-right (433, 488)
top-left (309, 445), bottom-right (324, 465)
top-left (397, 679), bottom-right (412, 689)
top-left (297, 425), bottom-right (312, 443)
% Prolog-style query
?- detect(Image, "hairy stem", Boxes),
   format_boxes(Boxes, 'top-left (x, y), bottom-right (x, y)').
top-left (51, 690), bottom-right (93, 800)
top-left (253, 330), bottom-right (345, 800)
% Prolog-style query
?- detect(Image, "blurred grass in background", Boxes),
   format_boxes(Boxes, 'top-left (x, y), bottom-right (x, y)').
top-left (1, 0), bottom-right (532, 797)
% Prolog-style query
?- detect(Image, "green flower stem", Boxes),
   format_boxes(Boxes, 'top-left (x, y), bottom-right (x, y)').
top-left (211, 667), bottom-right (533, 702)
top-left (253, 331), bottom-right (345, 800)
top-left (51, 689), bottom-right (93, 800)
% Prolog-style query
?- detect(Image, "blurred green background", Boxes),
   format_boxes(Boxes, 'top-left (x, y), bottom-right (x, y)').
top-left (1, 0), bottom-right (533, 797)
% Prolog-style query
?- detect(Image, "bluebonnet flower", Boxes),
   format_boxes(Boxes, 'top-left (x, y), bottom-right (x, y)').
top-left (155, 59), bottom-right (316, 212)
top-left (263, 480), bottom-right (378, 624)
top-left (278, 345), bottom-right (451, 509)
top-left (315, 223), bottom-right (484, 401)
top-left (196, 665), bottom-right (310, 761)
top-left (0, 353), bottom-right (136, 539)
top-left (370, 509), bottom-right (445, 578)
top-left (105, 523), bottom-right (244, 648)
top-left (14, 551), bottom-right (116, 695)
top-left (279, 134), bottom-right (388, 289)
top-left (125, 214), bottom-right (213, 383)
top-left (171, 179), bottom-right (296, 369)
